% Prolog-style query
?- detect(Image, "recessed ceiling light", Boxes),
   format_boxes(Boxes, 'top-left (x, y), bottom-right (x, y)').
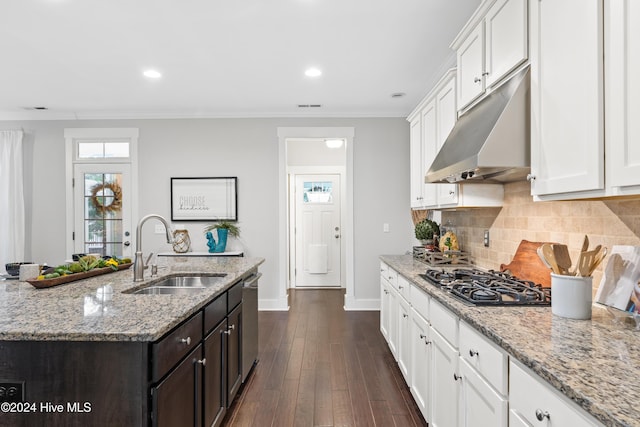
top-left (305, 68), bottom-right (322, 77)
top-left (143, 69), bottom-right (162, 79)
top-left (325, 139), bottom-right (344, 148)
top-left (391, 92), bottom-right (406, 98)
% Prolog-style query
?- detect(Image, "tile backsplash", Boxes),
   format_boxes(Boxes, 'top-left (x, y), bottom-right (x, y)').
top-left (441, 181), bottom-right (640, 289)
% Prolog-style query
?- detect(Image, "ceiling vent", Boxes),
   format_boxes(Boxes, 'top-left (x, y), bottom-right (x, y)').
top-left (297, 104), bottom-right (322, 108)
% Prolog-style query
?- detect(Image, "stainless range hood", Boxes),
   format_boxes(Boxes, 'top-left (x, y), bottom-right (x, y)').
top-left (425, 66), bottom-right (530, 184)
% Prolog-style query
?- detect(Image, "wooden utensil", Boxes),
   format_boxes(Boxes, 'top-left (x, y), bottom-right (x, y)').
top-left (578, 245), bottom-right (602, 277)
top-left (587, 246), bottom-right (608, 277)
top-left (541, 243), bottom-right (561, 275)
top-left (537, 245), bottom-right (552, 269)
top-left (553, 244), bottom-right (573, 275)
top-left (581, 235), bottom-right (589, 253)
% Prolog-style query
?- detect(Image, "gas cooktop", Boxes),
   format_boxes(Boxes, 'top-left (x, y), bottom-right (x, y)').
top-left (419, 268), bottom-right (551, 307)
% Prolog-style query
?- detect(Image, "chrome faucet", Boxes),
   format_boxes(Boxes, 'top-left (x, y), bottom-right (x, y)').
top-left (133, 214), bottom-right (173, 282)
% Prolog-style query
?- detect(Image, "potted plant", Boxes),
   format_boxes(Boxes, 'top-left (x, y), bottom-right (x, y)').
top-left (204, 221), bottom-right (240, 253)
top-left (415, 219), bottom-right (440, 248)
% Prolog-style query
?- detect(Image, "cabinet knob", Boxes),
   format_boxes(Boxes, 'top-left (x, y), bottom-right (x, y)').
top-left (398, 285), bottom-right (404, 290)
top-left (388, 276), bottom-right (393, 280)
top-left (535, 409), bottom-right (550, 421)
top-left (224, 324), bottom-right (235, 335)
top-left (449, 190), bottom-right (455, 196)
top-left (526, 173), bottom-right (536, 182)
top-left (197, 358), bottom-right (207, 366)
top-left (469, 349), bottom-right (479, 357)
top-left (384, 289), bottom-right (389, 295)
top-left (474, 77), bottom-right (481, 83)
top-left (180, 337), bottom-right (191, 346)
top-left (424, 339), bottom-right (431, 345)
top-left (482, 71), bottom-right (490, 76)
top-left (453, 373), bottom-right (462, 381)
top-left (402, 313), bottom-right (408, 318)
top-left (419, 333), bottom-right (426, 339)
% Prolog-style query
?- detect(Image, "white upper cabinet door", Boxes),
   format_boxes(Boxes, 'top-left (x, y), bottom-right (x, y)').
top-left (457, 24), bottom-right (485, 109)
top-left (409, 116), bottom-right (424, 208)
top-left (436, 76), bottom-right (459, 205)
top-left (484, 0), bottom-right (528, 88)
top-left (606, 0), bottom-right (640, 189)
top-left (421, 100), bottom-right (439, 207)
top-left (530, 0), bottom-right (604, 196)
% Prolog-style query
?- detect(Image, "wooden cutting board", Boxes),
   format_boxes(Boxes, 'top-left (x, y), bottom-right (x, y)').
top-left (499, 240), bottom-right (554, 287)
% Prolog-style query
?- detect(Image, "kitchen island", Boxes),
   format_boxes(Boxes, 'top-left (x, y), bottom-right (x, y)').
top-left (381, 254), bottom-right (638, 427)
top-left (0, 256), bottom-right (263, 427)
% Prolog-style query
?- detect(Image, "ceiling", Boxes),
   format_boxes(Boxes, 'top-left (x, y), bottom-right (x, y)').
top-left (0, 0), bottom-right (481, 120)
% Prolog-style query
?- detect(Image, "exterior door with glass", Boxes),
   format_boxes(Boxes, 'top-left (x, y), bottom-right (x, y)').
top-left (73, 164), bottom-right (132, 259)
top-left (294, 174), bottom-right (341, 287)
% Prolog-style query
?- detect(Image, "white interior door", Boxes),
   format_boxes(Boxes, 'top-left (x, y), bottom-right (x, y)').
top-left (294, 174), bottom-right (341, 287)
top-left (73, 164), bottom-right (133, 259)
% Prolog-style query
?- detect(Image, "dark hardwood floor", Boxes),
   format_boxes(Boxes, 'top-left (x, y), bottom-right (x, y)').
top-left (222, 289), bottom-right (427, 427)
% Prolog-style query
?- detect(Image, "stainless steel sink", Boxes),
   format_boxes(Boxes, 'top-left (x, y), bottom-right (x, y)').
top-left (124, 274), bottom-right (228, 295)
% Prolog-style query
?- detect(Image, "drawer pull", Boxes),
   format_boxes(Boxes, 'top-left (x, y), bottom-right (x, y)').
top-left (197, 358), bottom-right (207, 366)
top-left (388, 276), bottom-right (393, 280)
top-left (535, 409), bottom-right (550, 421)
top-left (419, 334), bottom-right (426, 339)
top-left (180, 337), bottom-right (191, 346)
top-left (453, 373), bottom-right (462, 381)
top-left (469, 349), bottom-right (479, 357)
top-left (398, 285), bottom-right (404, 290)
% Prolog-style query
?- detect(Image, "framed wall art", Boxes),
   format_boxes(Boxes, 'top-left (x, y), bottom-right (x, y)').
top-left (170, 177), bottom-right (238, 221)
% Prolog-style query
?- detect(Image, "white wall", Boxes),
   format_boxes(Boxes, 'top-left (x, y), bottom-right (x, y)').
top-left (1, 117), bottom-right (413, 309)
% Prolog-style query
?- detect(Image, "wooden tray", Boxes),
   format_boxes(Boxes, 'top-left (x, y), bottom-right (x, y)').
top-left (27, 263), bottom-right (133, 289)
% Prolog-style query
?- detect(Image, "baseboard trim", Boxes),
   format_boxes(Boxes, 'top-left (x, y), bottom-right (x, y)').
top-left (344, 296), bottom-right (381, 311)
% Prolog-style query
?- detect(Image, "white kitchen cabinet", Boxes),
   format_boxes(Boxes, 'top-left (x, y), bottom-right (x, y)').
top-left (457, 23), bottom-right (485, 109)
top-left (606, 0), bottom-right (640, 192)
top-left (510, 360), bottom-right (604, 427)
top-left (435, 76), bottom-right (459, 205)
top-left (459, 358), bottom-right (508, 427)
top-left (484, 0), bottom-right (528, 87)
top-left (387, 283), bottom-right (399, 361)
top-left (430, 327), bottom-right (460, 427)
top-left (380, 279), bottom-right (391, 342)
top-left (454, 0), bottom-right (528, 111)
top-left (409, 116), bottom-right (424, 208)
top-left (529, 0), bottom-right (605, 197)
top-left (397, 296), bottom-right (412, 383)
top-left (410, 308), bottom-right (431, 422)
top-left (459, 321), bottom-right (508, 395)
top-left (421, 100), bottom-right (439, 207)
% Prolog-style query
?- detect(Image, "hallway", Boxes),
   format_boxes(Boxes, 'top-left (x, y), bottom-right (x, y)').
top-left (222, 289), bottom-right (427, 427)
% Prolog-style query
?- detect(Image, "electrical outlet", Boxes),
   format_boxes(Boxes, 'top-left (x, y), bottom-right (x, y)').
top-left (0, 381), bottom-right (24, 403)
top-left (483, 230), bottom-right (490, 247)
top-left (154, 224), bottom-right (165, 234)
top-left (383, 223), bottom-right (390, 233)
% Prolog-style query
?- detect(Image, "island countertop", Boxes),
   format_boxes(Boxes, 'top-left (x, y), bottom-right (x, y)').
top-left (0, 256), bottom-right (264, 342)
top-left (381, 254), bottom-right (639, 427)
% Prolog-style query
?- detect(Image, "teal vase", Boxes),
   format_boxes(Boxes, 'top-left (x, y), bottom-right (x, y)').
top-left (213, 228), bottom-right (228, 253)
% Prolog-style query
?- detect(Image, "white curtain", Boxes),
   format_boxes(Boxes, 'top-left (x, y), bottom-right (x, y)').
top-left (0, 130), bottom-right (25, 273)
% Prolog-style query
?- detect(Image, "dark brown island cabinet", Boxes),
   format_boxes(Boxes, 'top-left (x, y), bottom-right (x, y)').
top-left (0, 273), bottom-right (254, 427)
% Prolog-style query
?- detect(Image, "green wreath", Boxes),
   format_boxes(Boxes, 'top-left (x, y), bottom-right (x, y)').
top-left (90, 181), bottom-right (122, 215)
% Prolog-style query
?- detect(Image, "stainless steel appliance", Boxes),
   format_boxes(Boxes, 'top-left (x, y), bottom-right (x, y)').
top-left (242, 271), bottom-right (260, 382)
top-left (420, 268), bottom-right (550, 306)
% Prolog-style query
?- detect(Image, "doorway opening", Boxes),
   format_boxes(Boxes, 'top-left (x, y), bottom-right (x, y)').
top-left (276, 127), bottom-right (355, 311)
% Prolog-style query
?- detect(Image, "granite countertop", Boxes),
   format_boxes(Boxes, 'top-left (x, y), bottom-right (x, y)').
top-left (381, 254), bottom-right (639, 427)
top-left (0, 256), bottom-right (264, 342)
